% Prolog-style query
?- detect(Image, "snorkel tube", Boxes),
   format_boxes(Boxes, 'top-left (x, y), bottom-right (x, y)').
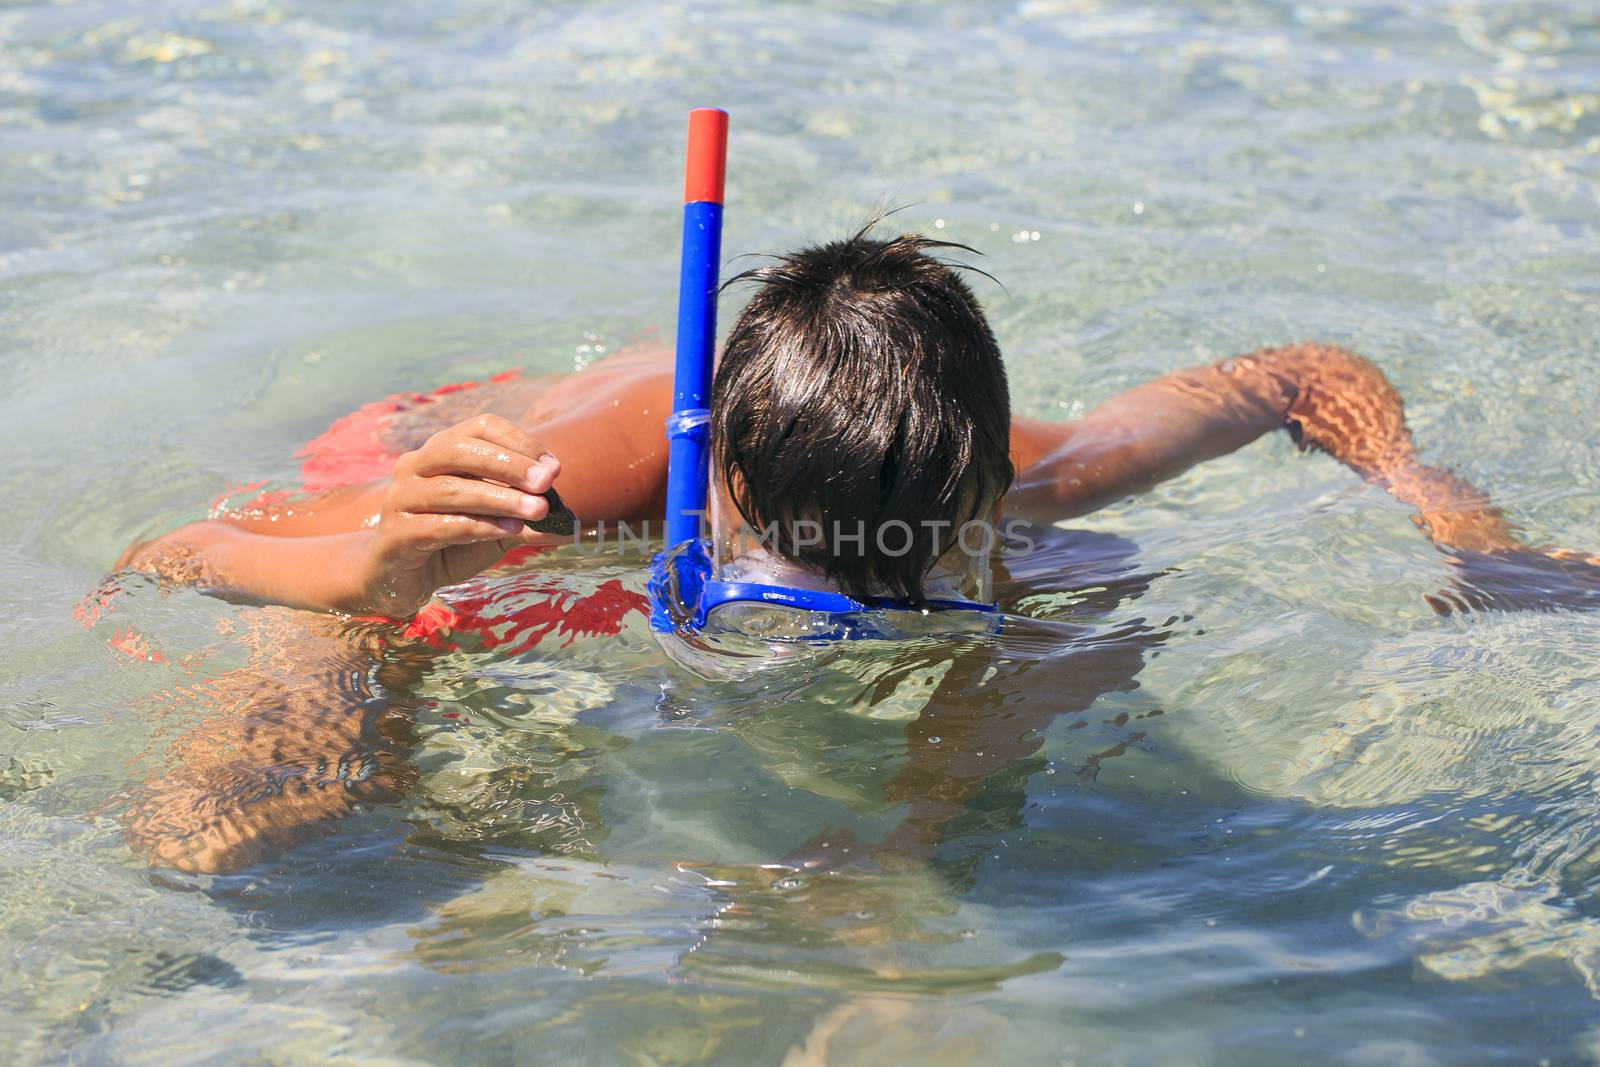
top-left (649, 108), bottom-right (727, 632)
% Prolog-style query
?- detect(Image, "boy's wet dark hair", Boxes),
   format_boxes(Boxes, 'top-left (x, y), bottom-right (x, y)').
top-left (711, 223), bottom-right (1013, 604)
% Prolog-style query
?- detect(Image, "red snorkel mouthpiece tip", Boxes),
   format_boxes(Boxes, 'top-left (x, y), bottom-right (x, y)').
top-left (683, 107), bottom-right (728, 205)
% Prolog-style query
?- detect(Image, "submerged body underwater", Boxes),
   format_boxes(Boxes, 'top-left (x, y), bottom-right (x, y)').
top-left (6, 1), bottom-right (1600, 1065)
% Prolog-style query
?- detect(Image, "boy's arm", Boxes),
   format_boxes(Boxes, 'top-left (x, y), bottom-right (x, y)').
top-left (1009, 343), bottom-right (1505, 539)
top-left (122, 611), bottom-right (422, 874)
top-left (117, 415), bottom-right (564, 616)
top-left (119, 358), bottom-right (673, 616)
top-left (1010, 342), bottom-right (1600, 611)
top-left (1009, 344), bottom-right (1308, 521)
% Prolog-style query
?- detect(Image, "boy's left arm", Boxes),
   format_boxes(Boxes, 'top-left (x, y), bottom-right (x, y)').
top-left (121, 611), bottom-right (424, 874)
top-left (1010, 342), bottom-right (1600, 612)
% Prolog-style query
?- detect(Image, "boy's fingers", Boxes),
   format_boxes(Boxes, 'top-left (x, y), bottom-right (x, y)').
top-left (410, 437), bottom-right (558, 493)
top-left (456, 415), bottom-right (562, 485)
top-left (455, 415), bottom-right (561, 484)
top-left (459, 414), bottom-right (544, 461)
top-left (396, 476), bottom-right (549, 522)
top-left (401, 513), bottom-right (527, 549)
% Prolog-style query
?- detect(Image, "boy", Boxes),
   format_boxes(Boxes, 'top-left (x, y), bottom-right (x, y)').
top-left (116, 227), bottom-right (1599, 872)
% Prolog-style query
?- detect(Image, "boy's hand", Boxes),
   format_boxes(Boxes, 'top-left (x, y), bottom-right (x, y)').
top-left (352, 414), bottom-right (563, 616)
top-left (1427, 545), bottom-right (1600, 616)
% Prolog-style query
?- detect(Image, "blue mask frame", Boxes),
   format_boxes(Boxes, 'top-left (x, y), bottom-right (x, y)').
top-left (646, 109), bottom-right (1002, 640)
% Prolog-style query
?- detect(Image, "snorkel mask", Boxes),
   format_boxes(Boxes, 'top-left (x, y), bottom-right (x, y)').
top-left (646, 108), bottom-right (1002, 643)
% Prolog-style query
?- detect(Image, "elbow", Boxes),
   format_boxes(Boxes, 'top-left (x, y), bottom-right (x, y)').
top-left (114, 534), bottom-right (155, 571)
top-left (1246, 342), bottom-right (1396, 401)
top-left (1252, 342), bottom-right (1412, 475)
top-left (1255, 341), bottom-right (1391, 387)
top-left (114, 522), bottom-right (232, 588)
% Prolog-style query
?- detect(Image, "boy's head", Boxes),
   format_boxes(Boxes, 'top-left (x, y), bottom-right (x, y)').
top-left (711, 225), bottom-right (1013, 604)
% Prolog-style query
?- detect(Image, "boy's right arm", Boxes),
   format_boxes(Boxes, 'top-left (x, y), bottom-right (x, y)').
top-left (118, 414), bottom-right (564, 617)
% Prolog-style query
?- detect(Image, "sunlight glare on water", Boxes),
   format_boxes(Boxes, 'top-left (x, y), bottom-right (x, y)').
top-left (3, 1), bottom-right (1600, 1064)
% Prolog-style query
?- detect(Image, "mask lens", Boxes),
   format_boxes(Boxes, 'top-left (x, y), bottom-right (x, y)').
top-left (873, 606), bottom-right (997, 638)
top-left (704, 602), bottom-right (852, 641)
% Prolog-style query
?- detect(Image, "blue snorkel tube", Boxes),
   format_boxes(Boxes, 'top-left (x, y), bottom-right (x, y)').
top-left (647, 108), bottom-right (1002, 640)
top-left (649, 108), bottom-right (727, 633)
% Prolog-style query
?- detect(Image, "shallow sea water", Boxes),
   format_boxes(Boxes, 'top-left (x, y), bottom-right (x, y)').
top-left (4, 1), bottom-right (1600, 1064)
